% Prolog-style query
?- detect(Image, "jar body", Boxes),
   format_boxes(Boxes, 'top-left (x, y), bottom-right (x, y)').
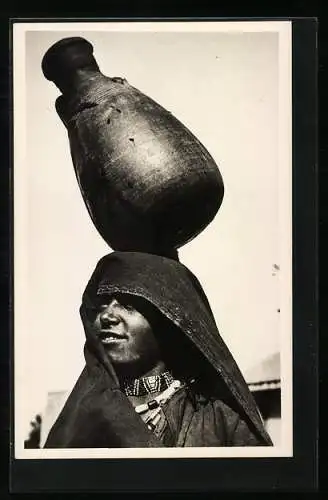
top-left (56, 72), bottom-right (224, 252)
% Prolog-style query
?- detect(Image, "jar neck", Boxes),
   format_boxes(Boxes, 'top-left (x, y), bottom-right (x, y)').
top-left (56, 67), bottom-right (104, 96)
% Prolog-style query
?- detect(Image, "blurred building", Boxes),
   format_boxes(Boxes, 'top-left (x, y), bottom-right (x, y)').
top-left (39, 390), bottom-right (69, 448)
top-left (245, 352), bottom-right (281, 446)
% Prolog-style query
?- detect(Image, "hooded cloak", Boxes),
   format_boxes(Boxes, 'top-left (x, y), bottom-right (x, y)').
top-left (44, 252), bottom-right (272, 448)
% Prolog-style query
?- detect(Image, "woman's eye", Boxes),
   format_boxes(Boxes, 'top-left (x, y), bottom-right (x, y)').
top-left (123, 304), bottom-right (135, 311)
top-left (90, 304), bottom-right (108, 314)
top-left (114, 295), bottom-right (135, 311)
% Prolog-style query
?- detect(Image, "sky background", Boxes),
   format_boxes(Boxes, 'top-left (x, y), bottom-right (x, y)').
top-left (15, 25), bottom-right (291, 440)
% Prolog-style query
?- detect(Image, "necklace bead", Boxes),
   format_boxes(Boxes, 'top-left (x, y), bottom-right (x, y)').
top-left (123, 371), bottom-right (174, 396)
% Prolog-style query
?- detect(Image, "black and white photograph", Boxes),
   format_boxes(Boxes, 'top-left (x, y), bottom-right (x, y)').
top-left (13, 20), bottom-right (293, 459)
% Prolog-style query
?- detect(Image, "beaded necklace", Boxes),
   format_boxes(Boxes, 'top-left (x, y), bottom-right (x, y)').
top-left (133, 379), bottom-right (183, 431)
top-left (122, 371), bottom-right (174, 397)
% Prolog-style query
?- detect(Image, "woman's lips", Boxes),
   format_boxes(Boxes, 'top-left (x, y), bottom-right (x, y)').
top-left (100, 331), bottom-right (127, 343)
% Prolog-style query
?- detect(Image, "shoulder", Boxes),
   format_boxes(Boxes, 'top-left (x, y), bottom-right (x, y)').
top-left (211, 398), bottom-right (270, 446)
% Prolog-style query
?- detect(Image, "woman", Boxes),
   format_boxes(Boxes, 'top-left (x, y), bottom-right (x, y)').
top-left (44, 251), bottom-right (272, 448)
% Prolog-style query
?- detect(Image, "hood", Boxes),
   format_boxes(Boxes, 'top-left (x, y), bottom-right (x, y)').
top-left (80, 251), bottom-right (271, 444)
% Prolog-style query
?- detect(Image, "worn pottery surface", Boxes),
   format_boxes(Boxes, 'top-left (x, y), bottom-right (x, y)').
top-left (43, 38), bottom-right (224, 252)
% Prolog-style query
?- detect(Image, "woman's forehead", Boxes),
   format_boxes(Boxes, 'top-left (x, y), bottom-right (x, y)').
top-left (94, 291), bottom-right (130, 303)
top-left (93, 291), bottom-right (149, 309)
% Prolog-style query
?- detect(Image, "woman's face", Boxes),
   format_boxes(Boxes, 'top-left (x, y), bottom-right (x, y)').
top-left (90, 294), bottom-right (163, 375)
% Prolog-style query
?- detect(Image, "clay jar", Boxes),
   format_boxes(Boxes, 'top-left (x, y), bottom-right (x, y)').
top-left (42, 37), bottom-right (224, 254)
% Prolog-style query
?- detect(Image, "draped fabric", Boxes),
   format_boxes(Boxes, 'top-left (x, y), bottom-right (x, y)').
top-left (44, 252), bottom-right (272, 448)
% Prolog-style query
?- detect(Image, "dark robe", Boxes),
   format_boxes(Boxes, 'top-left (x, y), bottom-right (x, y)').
top-left (44, 252), bottom-right (273, 448)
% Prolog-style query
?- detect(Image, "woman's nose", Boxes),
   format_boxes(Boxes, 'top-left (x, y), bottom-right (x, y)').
top-left (99, 307), bottom-right (120, 327)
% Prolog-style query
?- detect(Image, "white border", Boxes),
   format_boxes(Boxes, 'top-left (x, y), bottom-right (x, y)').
top-left (13, 20), bottom-right (293, 459)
